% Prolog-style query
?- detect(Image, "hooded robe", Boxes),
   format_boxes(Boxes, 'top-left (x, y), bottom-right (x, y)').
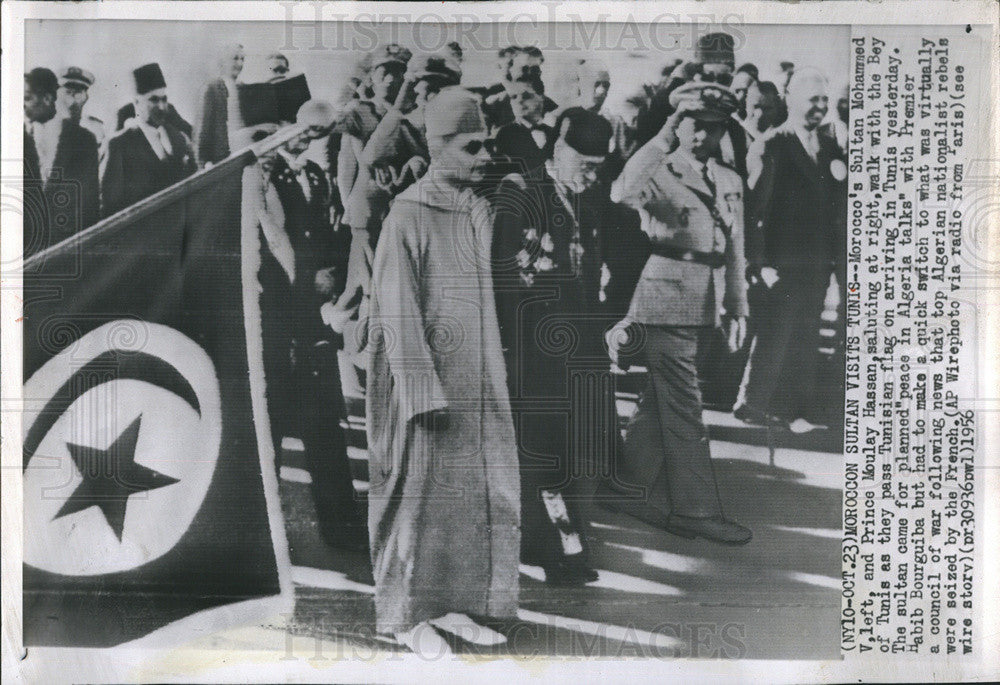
top-left (366, 174), bottom-right (520, 633)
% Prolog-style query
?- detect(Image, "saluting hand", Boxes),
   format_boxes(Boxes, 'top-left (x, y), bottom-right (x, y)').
top-left (657, 99), bottom-right (700, 148)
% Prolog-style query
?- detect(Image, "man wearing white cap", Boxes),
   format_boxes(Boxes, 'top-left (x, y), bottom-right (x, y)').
top-left (58, 66), bottom-right (105, 145)
top-left (366, 87), bottom-right (520, 654)
top-left (605, 82), bottom-right (752, 546)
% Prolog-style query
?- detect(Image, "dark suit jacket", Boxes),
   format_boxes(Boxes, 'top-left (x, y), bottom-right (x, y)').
top-left (491, 170), bottom-right (599, 401)
top-left (23, 121), bottom-right (99, 256)
top-left (49, 119), bottom-right (100, 232)
top-left (23, 131), bottom-right (44, 258)
top-left (196, 78), bottom-right (231, 165)
top-left (492, 121), bottom-right (552, 178)
top-left (99, 125), bottom-right (196, 217)
top-left (746, 125), bottom-right (847, 277)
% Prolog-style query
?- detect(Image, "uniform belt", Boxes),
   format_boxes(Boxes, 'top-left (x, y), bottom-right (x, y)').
top-left (650, 243), bottom-right (726, 268)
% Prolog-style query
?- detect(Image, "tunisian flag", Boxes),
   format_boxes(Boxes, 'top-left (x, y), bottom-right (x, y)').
top-left (20, 136), bottom-right (296, 647)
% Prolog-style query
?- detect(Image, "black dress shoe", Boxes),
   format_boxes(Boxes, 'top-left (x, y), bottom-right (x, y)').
top-left (733, 403), bottom-right (787, 429)
top-left (665, 514), bottom-right (753, 546)
top-left (543, 560), bottom-right (597, 587)
top-left (562, 553), bottom-right (599, 583)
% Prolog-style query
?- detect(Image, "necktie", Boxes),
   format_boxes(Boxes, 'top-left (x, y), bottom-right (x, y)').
top-left (143, 126), bottom-right (167, 160)
top-left (158, 127), bottom-right (174, 157)
top-left (700, 162), bottom-right (716, 197)
top-left (805, 129), bottom-right (819, 161)
top-left (297, 169), bottom-right (312, 203)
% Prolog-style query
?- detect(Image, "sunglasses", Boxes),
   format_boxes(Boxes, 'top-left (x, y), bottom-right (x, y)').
top-left (271, 65), bottom-right (289, 74)
top-left (701, 71), bottom-right (734, 87)
top-left (461, 139), bottom-right (496, 156)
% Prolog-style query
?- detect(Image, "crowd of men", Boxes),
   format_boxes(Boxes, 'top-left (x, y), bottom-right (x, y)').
top-left (24, 32), bottom-right (848, 653)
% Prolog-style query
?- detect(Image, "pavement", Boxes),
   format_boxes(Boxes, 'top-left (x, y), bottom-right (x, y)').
top-left (275, 386), bottom-right (844, 661)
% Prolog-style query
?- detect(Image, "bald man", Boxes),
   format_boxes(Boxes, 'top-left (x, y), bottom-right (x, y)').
top-left (196, 42), bottom-right (246, 166)
top-left (265, 100), bottom-right (368, 551)
top-left (736, 68), bottom-right (847, 432)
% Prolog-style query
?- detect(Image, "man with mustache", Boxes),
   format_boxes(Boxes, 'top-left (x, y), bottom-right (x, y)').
top-left (492, 107), bottom-right (612, 586)
top-left (100, 63), bottom-right (196, 217)
top-left (736, 68), bottom-right (847, 433)
top-left (23, 66), bottom-right (100, 251)
top-left (366, 87), bottom-right (520, 654)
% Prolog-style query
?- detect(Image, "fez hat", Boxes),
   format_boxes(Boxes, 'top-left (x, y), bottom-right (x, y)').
top-left (424, 87), bottom-right (485, 139)
top-left (695, 32), bottom-right (736, 66)
top-left (553, 106), bottom-right (612, 158)
top-left (133, 63), bottom-right (167, 95)
top-left (668, 82), bottom-right (739, 122)
top-left (60, 66), bottom-right (95, 89)
top-left (407, 52), bottom-right (461, 86)
top-left (25, 67), bottom-right (59, 97)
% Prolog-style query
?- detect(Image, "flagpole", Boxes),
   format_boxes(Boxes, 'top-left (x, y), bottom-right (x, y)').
top-left (20, 122), bottom-right (307, 272)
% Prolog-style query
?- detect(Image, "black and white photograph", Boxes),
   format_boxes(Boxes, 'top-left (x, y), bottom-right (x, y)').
top-left (3, 1), bottom-right (997, 682)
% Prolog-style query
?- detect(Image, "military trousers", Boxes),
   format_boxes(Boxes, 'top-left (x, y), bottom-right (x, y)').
top-left (618, 325), bottom-right (723, 519)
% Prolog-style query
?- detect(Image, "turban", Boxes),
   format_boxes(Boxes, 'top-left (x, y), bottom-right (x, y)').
top-left (296, 99), bottom-right (337, 129)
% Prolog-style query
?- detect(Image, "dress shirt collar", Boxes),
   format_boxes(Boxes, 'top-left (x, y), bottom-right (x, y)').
top-left (135, 119), bottom-right (170, 159)
top-left (674, 147), bottom-right (715, 180)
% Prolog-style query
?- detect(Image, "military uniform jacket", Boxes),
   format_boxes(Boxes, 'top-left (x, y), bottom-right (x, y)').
top-left (612, 141), bottom-right (749, 327)
top-left (269, 155), bottom-right (336, 343)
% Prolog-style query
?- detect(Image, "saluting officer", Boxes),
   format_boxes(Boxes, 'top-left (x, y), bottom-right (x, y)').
top-left (603, 82), bottom-right (752, 546)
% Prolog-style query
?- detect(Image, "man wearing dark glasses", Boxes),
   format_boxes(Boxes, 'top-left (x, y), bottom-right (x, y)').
top-left (366, 88), bottom-right (520, 654)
